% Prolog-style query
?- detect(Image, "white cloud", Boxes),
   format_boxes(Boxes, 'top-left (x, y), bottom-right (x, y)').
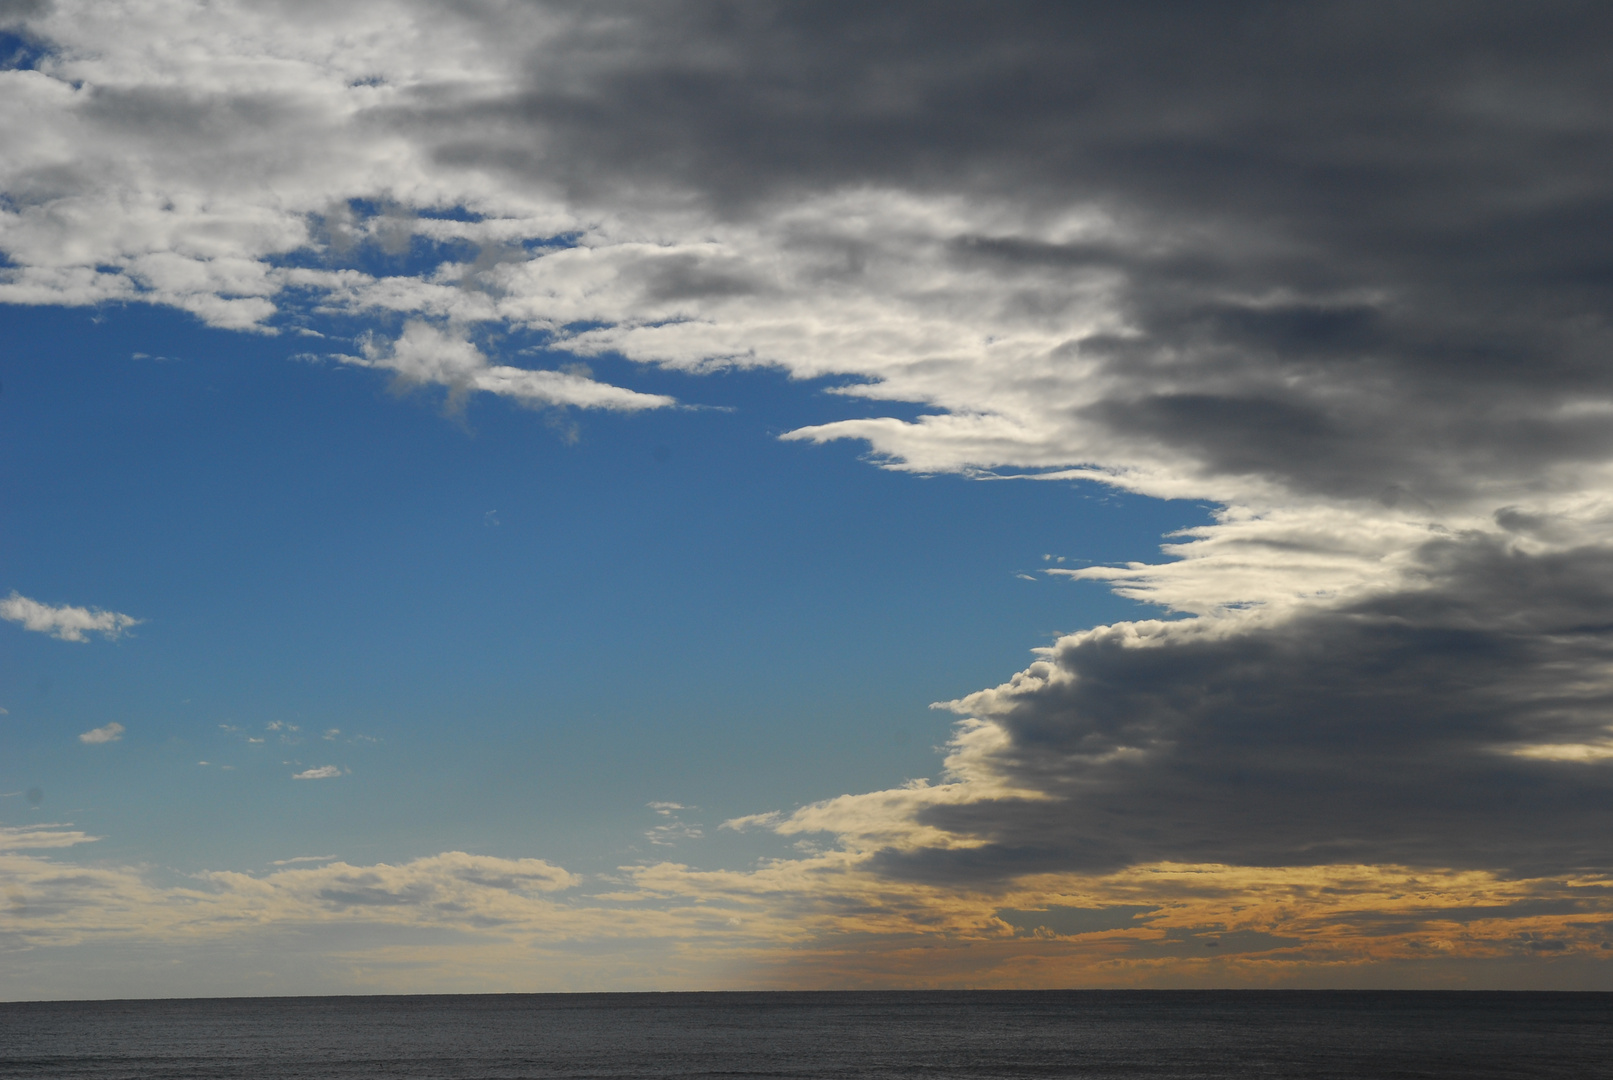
top-left (645, 822), bottom-right (703, 846)
top-left (78, 722), bottom-right (125, 745)
top-left (292, 765), bottom-right (341, 780)
top-left (1508, 740), bottom-right (1613, 762)
top-left (342, 320), bottom-right (674, 412)
top-left (0, 824), bottom-right (99, 850)
top-left (1, 591), bottom-right (141, 642)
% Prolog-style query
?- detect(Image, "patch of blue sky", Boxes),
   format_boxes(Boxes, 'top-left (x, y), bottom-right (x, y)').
top-left (0, 301), bottom-right (1208, 876)
top-left (0, 30), bottom-right (50, 71)
top-left (266, 230), bottom-right (478, 280)
top-left (266, 200), bottom-right (579, 283)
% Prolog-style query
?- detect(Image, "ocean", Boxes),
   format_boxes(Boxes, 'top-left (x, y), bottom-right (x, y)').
top-left (0, 991), bottom-right (1607, 1078)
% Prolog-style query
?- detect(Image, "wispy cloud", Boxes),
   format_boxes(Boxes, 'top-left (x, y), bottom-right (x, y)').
top-left (292, 765), bottom-right (342, 780)
top-left (340, 320), bottom-right (675, 413)
top-left (645, 802), bottom-right (703, 846)
top-left (0, 824), bottom-right (99, 850)
top-left (1, 592), bottom-right (140, 643)
top-left (78, 722), bottom-right (125, 745)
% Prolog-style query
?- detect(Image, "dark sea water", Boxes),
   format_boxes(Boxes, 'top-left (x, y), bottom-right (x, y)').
top-left (0, 991), bottom-right (1608, 1079)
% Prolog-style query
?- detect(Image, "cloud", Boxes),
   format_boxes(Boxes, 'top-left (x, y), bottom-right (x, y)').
top-left (292, 765), bottom-right (341, 780)
top-left (0, 848), bottom-right (581, 957)
top-left (0, 2), bottom-right (1603, 561)
top-left (1, 592), bottom-right (141, 642)
top-left (645, 802), bottom-right (702, 846)
top-left (341, 320), bottom-right (675, 413)
top-left (0, 2), bottom-right (1605, 512)
top-left (0, 824), bottom-right (99, 850)
top-left (5, 0), bottom-right (1613, 946)
top-left (646, 823), bottom-right (703, 846)
top-left (735, 535), bottom-right (1613, 882)
top-left (2, 838), bottom-right (1611, 991)
top-left (77, 722), bottom-right (124, 745)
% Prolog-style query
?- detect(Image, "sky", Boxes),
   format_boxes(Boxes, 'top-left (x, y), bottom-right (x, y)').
top-left (5, 0), bottom-right (1613, 997)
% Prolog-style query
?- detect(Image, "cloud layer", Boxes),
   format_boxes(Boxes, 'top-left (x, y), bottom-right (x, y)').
top-left (3, 826), bottom-right (1610, 994)
top-left (7, 0), bottom-right (1613, 949)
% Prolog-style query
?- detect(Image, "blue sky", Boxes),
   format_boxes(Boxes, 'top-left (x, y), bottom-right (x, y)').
top-left (3, 301), bottom-right (1199, 875)
top-left (7, 2), bottom-right (1613, 996)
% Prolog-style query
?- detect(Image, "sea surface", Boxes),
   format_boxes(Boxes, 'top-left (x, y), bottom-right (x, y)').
top-left (0, 991), bottom-right (1608, 1079)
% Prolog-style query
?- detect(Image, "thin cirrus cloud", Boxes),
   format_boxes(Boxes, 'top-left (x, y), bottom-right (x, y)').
top-left (1, 592), bottom-right (140, 643)
top-left (270, 855), bottom-right (339, 865)
top-left (6, 0), bottom-right (1613, 980)
top-left (330, 320), bottom-right (675, 413)
top-left (0, 824), bottom-right (99, 850)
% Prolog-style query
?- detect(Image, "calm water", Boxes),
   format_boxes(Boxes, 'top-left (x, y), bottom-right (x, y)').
top-left (0, 991), bottom-right (1608, 1079)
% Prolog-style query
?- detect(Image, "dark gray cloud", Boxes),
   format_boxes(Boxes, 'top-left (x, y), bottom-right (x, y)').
top-left (0, 0), bottom-right (48, 26)
top-left (444, 2), bottom-right (1613, 209)
top-left (862, 535), bottom-right (1613, 882)
top-left (627, 253), bottom-right (768, 303)
top-left (392, 0), bottom-right (1613, 503)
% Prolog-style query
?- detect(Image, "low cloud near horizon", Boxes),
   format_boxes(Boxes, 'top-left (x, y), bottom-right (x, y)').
top-left (6, 1), bottom-right (1613, 987)
top-left (3, 823), bottom-right (1610, 993)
